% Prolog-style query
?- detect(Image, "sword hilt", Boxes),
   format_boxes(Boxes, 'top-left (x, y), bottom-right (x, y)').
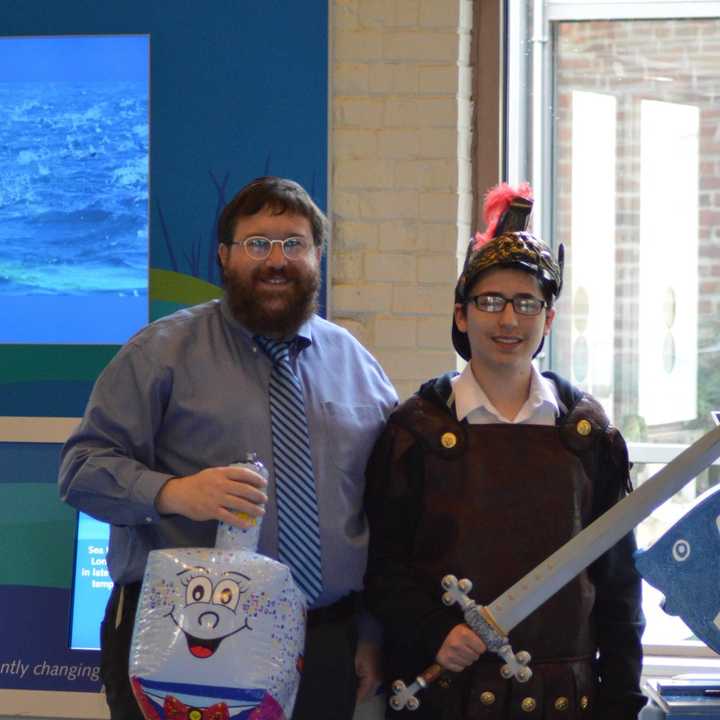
top-left (389, 663), bottom-right (445, 711)
top-left (388, 577), bottom-right (533, 713)
top-left (441, 575), bottom-right (532, 683)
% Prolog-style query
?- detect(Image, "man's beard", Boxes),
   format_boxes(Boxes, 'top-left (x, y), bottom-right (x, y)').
top-left (223, 263), bottom-right (319, 339)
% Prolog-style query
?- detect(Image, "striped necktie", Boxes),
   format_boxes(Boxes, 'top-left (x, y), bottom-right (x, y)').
top-left (255, 336), bottom-right (323, 604)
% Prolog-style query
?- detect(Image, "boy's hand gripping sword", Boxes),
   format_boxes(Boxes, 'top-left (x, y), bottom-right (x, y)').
top-left (390, 424), bottom-right (720, 711)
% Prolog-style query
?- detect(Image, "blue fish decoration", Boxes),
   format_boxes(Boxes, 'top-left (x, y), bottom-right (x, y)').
top-left (634, 483), bottom-right (720, 653)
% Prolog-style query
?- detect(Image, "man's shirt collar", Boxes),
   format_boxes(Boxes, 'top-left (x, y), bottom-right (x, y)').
top-left (220, 295), bottom-right (314, 352)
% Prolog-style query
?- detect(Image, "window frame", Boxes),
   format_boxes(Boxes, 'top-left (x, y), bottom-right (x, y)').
top-left (502, 0), bottom-right (720, 667)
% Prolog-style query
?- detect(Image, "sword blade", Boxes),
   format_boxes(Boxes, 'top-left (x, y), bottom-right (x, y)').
top-left (487, 424), bottom-right (720, 634)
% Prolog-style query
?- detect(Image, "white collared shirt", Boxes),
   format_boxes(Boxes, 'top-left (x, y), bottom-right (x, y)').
top-left (451, 363), bottom-right (565, 425)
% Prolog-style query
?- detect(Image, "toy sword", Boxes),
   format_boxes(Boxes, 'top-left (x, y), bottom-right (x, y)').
top-left (390, 423), bottom-right (720, 711)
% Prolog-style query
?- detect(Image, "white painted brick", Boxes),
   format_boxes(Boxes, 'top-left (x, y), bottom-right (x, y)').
top-left (359, 190), bottom-right (419, 220)
top-left (335, 0), bottom-right (360, 30)
top-left (374, 315), bottom-right (417, 348)
top-left (430, 158), bottom-right (458, 190)
top-left (334, 98), bottom-right (384, 127)
top-left (392, 63), bottom-right (421, 93)
top-left (335, 31), bottom-right (383, 62)
top-left (358, 0), bottom-right (395, 29)
top-left (458, 29), bottom-right (472, 66)
top-left (419, 127), bottom-right (457, 158)
top-left (458, 96), bottom-right (473, 129)
top-left (333, 283), bottom-right (393, 313)
top-left (394, 0), bottom-right (419, 27)
top-left (418, 222), bottom-right (462, 253)
top-left (370, 63), bottom-right (421, 94)
top-left (334, 63), bottom-right (369, 94)
top-left (378, 128), bottom-right (420, 158)
top-left (419, 65), bottom-right (459, 94)
top-left (366, 252), bottom-right (417, 282)
top-left (333, 129), bottom-right (378, 159)
top-left (457, 127), bottom-right (471, 159)
top-left (335, 158), bottom-right (394, 189)
top-left (329, 0), bottom-right (474, 381)
top-left (394, 379), bottom-right (419, 402)
top-left (417, 254), bottom-right (459, 283)
top-left (332, 191), bottom-right (360, 219)
top-left (385, 97), bottom-right (457, 127)
top-left (376, 348), bottom-right (454, 380)
top-left (394, 160), bottom-right (429, 189)
top-left (378, 220), bottom-right (419, 251)
top-left (395, 158), bottom-right (456, 191)
top-left (458, 157), bottom-right (472, 192)
top-left (332, 251), bottom-right (364, 283)
top-left (416, 97), bottom-right (458, 127)
top-left (419, 191), bottom-right (459, 222)
top-left (333, 220), bottom-right (380, 250)
top-left (459, 0), bottom-right (473, 31)
top-left (458, 64), bottom-right (472, 98)
top-left (420, 0), bottom-right (460, 29)
top-left (332, 317), bottom-right (370, 347)
top-left (383, 98), bottom-right (419, 127)
top-left (418, 315), bottom-right (453, 349)
top-left (383, 32), bottom-right (458, 63)
top-left (458, 191), bottom-right (473, 223)
top-left (393, 284), bottom-right (454, 315)
top-left (366, 63), bottom-right (394, 94)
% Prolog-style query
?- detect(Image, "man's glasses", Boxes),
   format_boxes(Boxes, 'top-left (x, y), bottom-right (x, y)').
top-left (231, 236), bottom-right (312, 260)
top-left (469, 293), bottom-right (546, 316)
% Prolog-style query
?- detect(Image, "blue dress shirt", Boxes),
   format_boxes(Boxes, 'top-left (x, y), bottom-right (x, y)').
top-left (59, 298), bottom-right (397, 608)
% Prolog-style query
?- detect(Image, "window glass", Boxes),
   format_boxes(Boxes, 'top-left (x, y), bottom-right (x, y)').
top-left (541, 15), bottom-right (720, 648)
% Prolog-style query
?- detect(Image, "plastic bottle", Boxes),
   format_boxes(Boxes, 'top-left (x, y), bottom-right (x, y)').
top-left (215, 452), bottom-right (268, 552)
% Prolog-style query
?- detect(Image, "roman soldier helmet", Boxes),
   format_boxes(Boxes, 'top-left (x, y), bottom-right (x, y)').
top-left (452, 182), bottom-right (564, 361)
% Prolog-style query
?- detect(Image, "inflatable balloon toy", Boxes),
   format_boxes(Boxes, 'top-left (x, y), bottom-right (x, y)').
top-left (129, 454), bottom-right (306, 720)
top-left (635, 481), bottom-right (720, 654)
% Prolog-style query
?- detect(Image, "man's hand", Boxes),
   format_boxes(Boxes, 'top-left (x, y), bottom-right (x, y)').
top-left (155, 466), bottom-right (267, 527)
top-left (435, 624), bottom-right (486, 673)
top-left (355, 639), bottom-right (382, 703)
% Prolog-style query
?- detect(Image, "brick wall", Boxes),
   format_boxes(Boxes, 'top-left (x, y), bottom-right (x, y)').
top-left (330, 0), bottom-right (474, 399)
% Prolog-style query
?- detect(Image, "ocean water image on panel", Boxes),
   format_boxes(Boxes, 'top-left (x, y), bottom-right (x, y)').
top-left (0, 36), bottom-right (149, 344)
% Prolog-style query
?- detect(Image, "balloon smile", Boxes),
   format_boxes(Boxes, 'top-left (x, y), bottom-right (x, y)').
top-left (185, 632), bottom-right (223, 659)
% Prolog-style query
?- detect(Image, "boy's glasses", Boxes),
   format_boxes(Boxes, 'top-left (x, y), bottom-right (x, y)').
top-left (231, 236), bottom-right (312, 260)
top-left (469, 293), bottom-right (546, 316)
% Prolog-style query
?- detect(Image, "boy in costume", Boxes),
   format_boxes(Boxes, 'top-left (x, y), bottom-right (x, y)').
top-left (364, 184), bottom-right (646, 719)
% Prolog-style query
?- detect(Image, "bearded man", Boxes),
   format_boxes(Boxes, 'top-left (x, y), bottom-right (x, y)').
top-left (59, 177), bottom-right (397, 720)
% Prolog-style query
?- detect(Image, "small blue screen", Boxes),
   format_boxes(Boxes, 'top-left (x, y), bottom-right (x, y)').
top-left (70, 512), bottom-right (111, 651)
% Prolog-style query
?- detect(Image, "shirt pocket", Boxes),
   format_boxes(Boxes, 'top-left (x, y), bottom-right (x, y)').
top-left (321, 401), bottom-right (385, 477)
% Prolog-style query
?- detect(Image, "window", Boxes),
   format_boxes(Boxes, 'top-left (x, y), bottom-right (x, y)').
top-left (506, 0), bottom-right (720, 666)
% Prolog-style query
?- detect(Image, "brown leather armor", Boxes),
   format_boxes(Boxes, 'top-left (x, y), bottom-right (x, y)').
top-left (368, 378), bottom-right (641, 720)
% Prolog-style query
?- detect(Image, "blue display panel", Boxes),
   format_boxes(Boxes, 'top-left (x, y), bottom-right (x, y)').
top-left (70, 512), bottom-right (111, 651)
top-left (0, 35), bottom-right (149, 344)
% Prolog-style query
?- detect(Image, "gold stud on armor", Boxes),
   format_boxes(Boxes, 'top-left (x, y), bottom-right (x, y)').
top-left (440, 432), bottom-right (457, 449)
top-left (554, 697), bottom-right (569, 711)
top-left (580, 695), bottom-right (590, 710)
top-left (521, 697), bottom-right (537, 712)
top-left (576, 419), bottom-right (592, 436)
top-left (480, 691), bottom-right (496, 706)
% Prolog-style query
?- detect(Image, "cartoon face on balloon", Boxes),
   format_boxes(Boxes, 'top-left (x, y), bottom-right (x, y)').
top-left (172, 567), bottom-right (252, 660)
top-left (130, 548), bottom-right (306, 720)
